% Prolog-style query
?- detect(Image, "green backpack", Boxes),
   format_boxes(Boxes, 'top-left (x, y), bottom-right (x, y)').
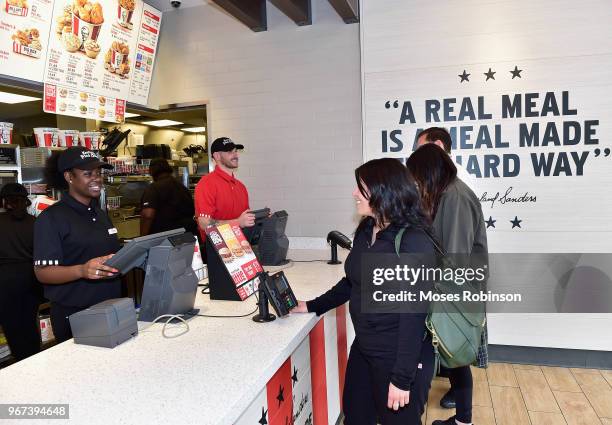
top-left (394, 227), bottom-right (486, 370)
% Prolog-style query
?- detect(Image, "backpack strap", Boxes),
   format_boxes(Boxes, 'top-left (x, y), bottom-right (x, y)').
top-left (394, 226), bottom-right (447, 257)
top-left (422, 229), bottom-right (447, 256)
top-left (394, 226), bottom-right (408, 256)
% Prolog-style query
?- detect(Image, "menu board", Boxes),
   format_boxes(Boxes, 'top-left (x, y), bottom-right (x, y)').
top-left (43, 82), bottom-right (125, 122)
top-left (127, 2), bottom-right (159, 105)
top-left (205, 223), bottom-right (263, 300)
top-left (44, 0), bottom-right (143, 100)
top-left (1, 0), bottom-right (160, 108)
top-left (0, 0), bottom-right (54, 81)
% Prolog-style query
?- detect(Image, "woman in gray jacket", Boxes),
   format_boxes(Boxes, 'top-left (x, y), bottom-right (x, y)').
top-left (407, 143), bottom-right (488, 425)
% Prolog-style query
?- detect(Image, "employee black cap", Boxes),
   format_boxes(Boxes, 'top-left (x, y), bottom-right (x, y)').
top-left (210, 137), bottom-right (244, 155)
top-left (0, 182), bottom-right (31, 205)
top-left (58, 146), bottom-right (113, 173)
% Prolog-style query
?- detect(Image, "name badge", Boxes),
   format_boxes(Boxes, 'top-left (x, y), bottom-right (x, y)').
top-left (108, 228), bottom-right (118, 235)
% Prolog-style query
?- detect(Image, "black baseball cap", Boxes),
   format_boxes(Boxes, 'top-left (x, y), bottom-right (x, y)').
top-left (0, 183), bottom-right (31, 205)
top-left (210, 137), bottom-right (244, 155)
top-left (58, 146), bottom-right (113, 172)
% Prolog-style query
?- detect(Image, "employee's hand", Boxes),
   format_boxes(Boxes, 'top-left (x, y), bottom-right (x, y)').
top-left (238, 209), bottom-right (256, 228)
top-left (292, 300), bottom-right (309, 313)
top-left (197, 215), bottom-right (209, 230)
top-left (81, 255), bottom-right (119, 280)
top-left (387, 382), bottom-right (409, 411)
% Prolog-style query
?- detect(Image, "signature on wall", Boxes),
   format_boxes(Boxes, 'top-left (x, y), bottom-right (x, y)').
top-left (479, 186), bottom-right (537, 208)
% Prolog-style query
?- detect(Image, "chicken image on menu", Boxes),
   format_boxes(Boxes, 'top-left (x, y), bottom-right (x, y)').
top-left (204, 224), bottom-right (263, 300)
top-left (0, 0), bottom-right (53, 82)
top-left (44, 0), bottom-right (142, 100)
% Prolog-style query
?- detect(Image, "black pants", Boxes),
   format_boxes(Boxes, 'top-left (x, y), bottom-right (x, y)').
top-left (343, 341), bottom-right (434, 425)
top-left (441, 365), bottom-right (473, 423)
top-left (0, 264), bottom-right (41, 361)
top-left (0, 291), bottom-right (40, 361)
top-left (50, 304), bottom-right (84, 343)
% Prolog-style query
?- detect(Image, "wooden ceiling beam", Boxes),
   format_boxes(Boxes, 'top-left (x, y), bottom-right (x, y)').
top-left (327, 0), bottom-right (359, 24)
top-left (269, 0), bottom-right (311, 26)
top-left (211, 0), bottom-right (267, 32)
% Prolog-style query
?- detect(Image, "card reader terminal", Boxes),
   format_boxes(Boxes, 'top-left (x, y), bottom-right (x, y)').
top-left (262, 271), bottom-right (298, 317)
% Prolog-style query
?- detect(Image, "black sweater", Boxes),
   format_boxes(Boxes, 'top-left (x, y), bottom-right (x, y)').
top-left (306, 218), bottom-right (435, 390)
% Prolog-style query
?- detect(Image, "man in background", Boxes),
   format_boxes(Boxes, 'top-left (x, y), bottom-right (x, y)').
top-left (140, 158), bottom-right (197, 237)
top-left (194, 137), bottom-right (255, 237)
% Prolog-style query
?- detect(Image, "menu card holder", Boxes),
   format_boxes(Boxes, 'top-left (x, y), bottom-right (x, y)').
top-left (204, 223), bottom-right (264, 301)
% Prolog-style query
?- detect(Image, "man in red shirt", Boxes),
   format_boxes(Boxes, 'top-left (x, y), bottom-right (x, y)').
top-left (194, 137), bottom-right (255, 239)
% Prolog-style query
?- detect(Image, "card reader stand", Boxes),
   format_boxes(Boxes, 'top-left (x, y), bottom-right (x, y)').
top-left (205, 238), bottom-right (245, 301)
top-left (253, 274), bottom-right (276, 323)
top-left (253, 271), bottom-right (297, 323)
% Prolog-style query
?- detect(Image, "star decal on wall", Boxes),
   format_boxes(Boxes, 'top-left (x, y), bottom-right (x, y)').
top-left (292, 367), bottom-right (299, 387)
top-left (276, 385), bottom-right (285, 406)
top-left (484, 67), bottom-right (496, 81)
top-left (510, 65), bottom-right (523, 79)
top-left (511, 216), bottom-right (522, 228)
top-left (458, 70), bottom-right (470, 82)
top-left (258, 407), bottom-right (268, 425)
top-left (485, 216), bottom-right (496, 229)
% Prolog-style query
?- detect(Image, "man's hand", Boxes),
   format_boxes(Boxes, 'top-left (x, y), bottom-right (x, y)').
top-left (197, 215), bottom-right (210, 230)
top-left (387, 382), bottom-right (410, 411)
top-left (238, 209), bottom-right (256, 227)
top-left (292, 300), bottom-right (309, 313)
top-left (80, 255), bottom-right (118, 279)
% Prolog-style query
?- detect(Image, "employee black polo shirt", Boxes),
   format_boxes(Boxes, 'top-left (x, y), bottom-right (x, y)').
top-left (141, 174), bottom-right (197, 235)
top-left (33, 192), bottom-right (121, 308)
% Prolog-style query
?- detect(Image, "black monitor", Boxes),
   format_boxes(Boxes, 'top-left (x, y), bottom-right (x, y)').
top-left (247, 210), bottom-right (290, 266)
top-left (105, 228), bottom-right (185, 273)
top-left (104, 228), bottom-right (199, 321)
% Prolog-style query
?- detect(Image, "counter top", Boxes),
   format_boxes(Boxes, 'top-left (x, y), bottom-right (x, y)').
top-left (0, 250), bottom-right (346, 425)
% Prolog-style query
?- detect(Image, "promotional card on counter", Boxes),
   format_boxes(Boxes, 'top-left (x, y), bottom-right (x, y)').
top-left (205, 223), bottom-right (263, 300)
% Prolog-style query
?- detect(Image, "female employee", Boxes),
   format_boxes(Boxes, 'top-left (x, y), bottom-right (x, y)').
top-left (34, 146), bottom-right (120, 343)
top-left (0, 183), bottom-right (41, 361)
top-left (294, 158), bottom-right (436, 425)
top-left (407, 143), bottom-right (488, 425)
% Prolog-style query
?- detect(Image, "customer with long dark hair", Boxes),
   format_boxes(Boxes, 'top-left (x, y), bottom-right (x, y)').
top-left (407, 142), bottom-right (488, 425)
top-left (0, 183), bottom-right (41, 361)
top-left (294, 158), bottom-right (435, 425)
top-left (34, 147), bottom-right (120, 343)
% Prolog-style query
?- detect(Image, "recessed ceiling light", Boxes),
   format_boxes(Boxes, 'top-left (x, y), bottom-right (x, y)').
top-left (0, 92), bottom-right (40, 104)
top-left (182, 127), bottom-right (206, 133)
top-left (124, 112), bottom-right (141, 118)
top-left (142, 119), bottom-right (184, 127)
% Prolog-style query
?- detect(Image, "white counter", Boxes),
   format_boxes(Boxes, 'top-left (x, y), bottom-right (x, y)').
top-left (0, 250), bottom-right (349, 425)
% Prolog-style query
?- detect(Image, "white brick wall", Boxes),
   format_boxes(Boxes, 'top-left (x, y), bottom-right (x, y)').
top-left (148, 0), bottom-right (362, 237)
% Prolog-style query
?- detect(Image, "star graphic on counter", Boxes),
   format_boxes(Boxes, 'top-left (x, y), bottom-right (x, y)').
top-left (277, 385), bottom-right (285, 406)
top-left (484, 67), bottom-right (496, 81)
top-left (510, 65), bottom-right (523, 79)
top-left (258, 407), bottom-right (268, 425)
top-left (485, 216), bottom-right (496, 229)
top-left (458, 70), bottom-right (470, 82)
top-left (511, 216), bottom-right (522, 228)
top-left (305, 412), bottom-right (313, 425)
top-left (292, 367), bottom-right (299, 387)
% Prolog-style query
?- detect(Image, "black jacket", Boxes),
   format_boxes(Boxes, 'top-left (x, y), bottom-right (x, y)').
top-left (307, 218), bottom-right (435, 390)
